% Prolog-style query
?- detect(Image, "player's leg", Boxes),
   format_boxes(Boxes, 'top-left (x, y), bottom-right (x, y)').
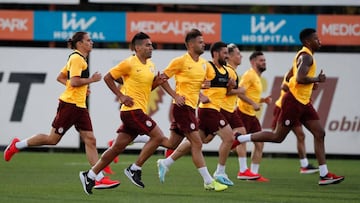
top-left (292, 126), bottom-right (319, 174)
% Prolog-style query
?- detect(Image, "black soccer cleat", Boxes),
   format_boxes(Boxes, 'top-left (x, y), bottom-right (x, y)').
top-left (124, 165), bottom-right (145, 188)
top-left (79, 171), bottom-right (95, 195)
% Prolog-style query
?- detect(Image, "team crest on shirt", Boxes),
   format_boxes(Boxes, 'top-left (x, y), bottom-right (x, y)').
top-left (149, 65), bottom-right (155, 74)
top-left (202, 63), bottom-right (207, 71)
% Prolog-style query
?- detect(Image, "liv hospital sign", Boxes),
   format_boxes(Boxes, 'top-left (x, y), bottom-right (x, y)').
top-left (221, 14), bottom-right (317, 45)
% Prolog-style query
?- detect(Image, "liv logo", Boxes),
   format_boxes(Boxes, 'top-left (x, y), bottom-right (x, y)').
top-left (251, 16), bottom-right (286, 34)
top-left (62, 13), bottom-right (96, 30)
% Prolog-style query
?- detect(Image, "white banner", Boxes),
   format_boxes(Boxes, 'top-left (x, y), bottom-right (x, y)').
top-left (1, 47), bottom-right (359, 155)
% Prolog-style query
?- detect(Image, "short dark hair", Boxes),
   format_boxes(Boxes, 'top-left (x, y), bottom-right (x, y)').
top-left (131, 32), bottom-right (150, 51)
top-left (227, 43), bottom-right (239, 54)
top-left (67, 31), bottom-right (87, 49)
top-left (210, 41), bottom-right (227, 58)
top-left (249, 51), bottom-right (264, 61)
top-left (185, 28), bottom-right (202, 44)
top-left (299, 28), bottom-right (316, 44)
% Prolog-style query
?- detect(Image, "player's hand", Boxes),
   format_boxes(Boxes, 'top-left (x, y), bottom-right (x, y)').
top-left (174, 94), bottom-right (185, 106)
top-left (317, 69), bottom-right (326, 83)
top-left (227, 78), bottom-right (236, 89)
top-left (91, 72), bottom-right (102, 83)
top-left (263, 96), bottom-right (272, 105)
top-left (199, 93), bottom-right (210, 104)
top-left (253, 103), bottom-right (261, 111)
top-left (119, 95), bottom-right (134, 107)
top-left (201, 80), bottom-right (211, 89)
top-left (153, 72), bottom-right (168, 87)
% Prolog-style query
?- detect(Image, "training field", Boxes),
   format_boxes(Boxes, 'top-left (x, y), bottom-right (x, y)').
top-left (0, 152), bottom-right (358, 203)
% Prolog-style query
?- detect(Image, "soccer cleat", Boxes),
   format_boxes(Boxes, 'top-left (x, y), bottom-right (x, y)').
top-left (319, 172), bottom-right (344, 186)
top-left (237, 169), bottom-right (260, 180)
top-left (157, 159), bottom-right (169, 183)
top-left (213, 173), bottom-right (234, 186)
top-left (204, 180), bottom-right (228, 191)
top-left (94, 176), bottom-right (120, 189)
top-left (164, 149), bottom-right (174, 158)
top-left (107, 140), bottom-right (119, 163)
top-left (103, 165), bottom-right (115, 175)
top-left (231, 132), bottom-right (242, 149)
top-left (79, 171), bottom-right (95, 195)
top-left (124, 165), bottom-right (145, 188)
top-left (4, 138), bottom-right (20, 161)
top-left (300, 164), bottom-right (319, 174)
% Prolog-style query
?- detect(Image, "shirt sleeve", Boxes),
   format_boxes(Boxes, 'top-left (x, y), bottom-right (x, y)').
top-left (68, 55), bottom-right (85, 78)
top-left (163, 57), bottom-right (182, 78)
top-left (109, 60), bottom-right (131, 80)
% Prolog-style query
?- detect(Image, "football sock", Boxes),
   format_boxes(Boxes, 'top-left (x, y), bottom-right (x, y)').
top-left (133, 135), bottom-right (150, 143)
top-left (130, 163), bottom-right (142, 171)
top-left (239, 157), bottom-right (248, 172)
top-left (300, 158), bottom-right (309, 168)
top-left (15, 139), bottom-right (28, 149)
top-left (95, 171), bottom-right (104, 181)
top-left (88, 169), bottom-right (97, 180)
top-left (215, 164), bottom-right (225, 174)
top-left (163, 157), bottom-right (174, 167)
top-left (198, 167), bottom-right (213, 185)
top-left (319, 164), bottom-right (328, 177)
top-left (237, 134), bottom-right (251, 143)
top-left (251, 163), bottom-right (260, 174)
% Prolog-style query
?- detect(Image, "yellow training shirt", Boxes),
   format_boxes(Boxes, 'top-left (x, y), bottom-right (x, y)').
top-left (109, 55), bottom-right (156, 113)
top-left (289, 46), bottom-right (316, 105)
top-left (237, 68), bottom-right (262, 116)
top-left (199, 63), bottom-right (236, 111)
top-left (59, 50), bottom-right (89, 108)
top-left (221, 65), bottom-right (239, 113)
top-left (164, 53), bottom-right (209, 109)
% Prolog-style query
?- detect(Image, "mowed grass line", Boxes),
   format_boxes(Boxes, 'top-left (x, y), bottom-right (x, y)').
top-left (0, 152), bottom-right (359, 203)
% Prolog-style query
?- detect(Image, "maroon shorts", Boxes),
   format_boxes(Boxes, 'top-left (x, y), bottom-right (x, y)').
top-left (279, 92), bottom-right (319, 127)
top-left (236, 109), bottom-right (261, 133)
top-left (170, 104), bottom-right (198, 135)
top-left (117, 109), bottom-right (157, 137)
top-left (198, 108), bottom-right (228, 136)
top-left (220, 109), bottom-right (244, 129)
top-left (52, 100), bottom-right (93, 136)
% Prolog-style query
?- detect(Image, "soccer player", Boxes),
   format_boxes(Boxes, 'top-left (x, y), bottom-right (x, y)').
top-left (79, 32), bottom-right (168, 195)
top-left (157, 41), bottom-right (237, 187)
top-left (225, 44), bottom-right (261, 181)
top-left (157, 29), bottom-right (228, 191)
top-left (233, 28), bottom-right (344, 185)
top-left (4, 31), bottom-right (120, 189)
top-left (272, 71), bottom-right (319, 174)
top-left (234, 51), bottom-right (272, 182)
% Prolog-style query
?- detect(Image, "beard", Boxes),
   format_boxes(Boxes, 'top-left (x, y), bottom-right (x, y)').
top-left (258, 66), bottom-right (266, 73)
top-left (218, 59), bottom-right (227, 66)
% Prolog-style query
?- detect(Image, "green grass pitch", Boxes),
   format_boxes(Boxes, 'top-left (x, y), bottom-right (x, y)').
top-left (0, 152), bottom-right (359, 203)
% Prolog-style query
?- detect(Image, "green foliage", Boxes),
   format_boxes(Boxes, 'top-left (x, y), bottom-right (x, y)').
top-left (0, 152), bottom-right (359, 203)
